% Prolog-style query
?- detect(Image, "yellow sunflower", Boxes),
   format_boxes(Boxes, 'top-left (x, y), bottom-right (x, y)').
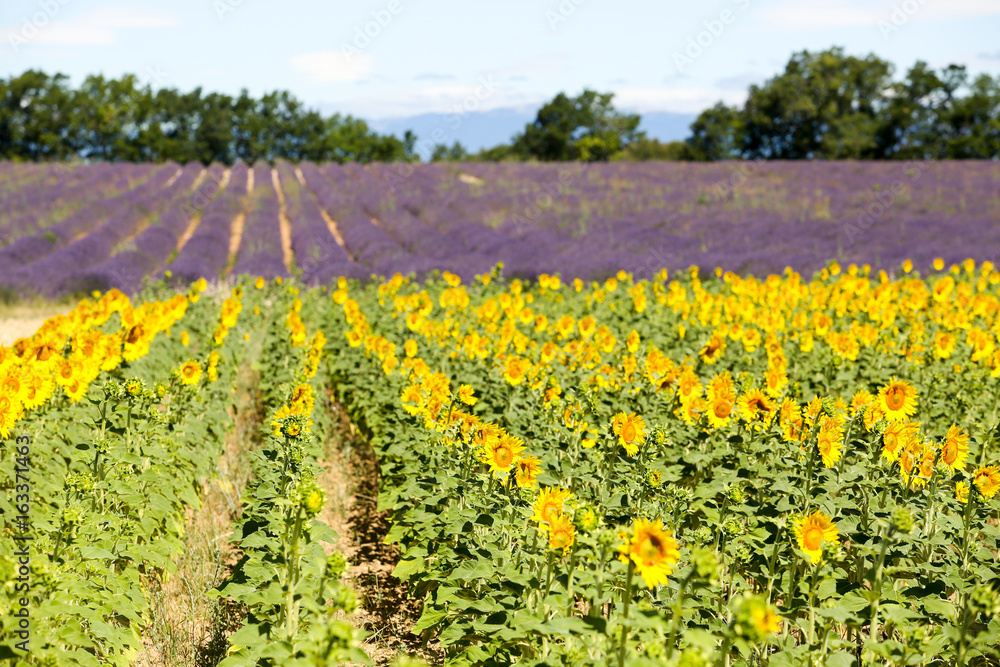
top-left (457, 384), bottom-right (477, 406)
top-left (881, 421), bottom-right (918, 463)
top-left (179, 360), bottom-right (202, 386)
top-left (515, 455), bottom-right (541, 488)
top-left (706, 396), bottom-right (734, 429)
top-left (974, 465), bottom-right (1000, 499)
top-left (611, 412), bottom-right (646, 456)
top-left (618, 518), bottom-right (680, 588)
top-left (0, 394), bottom-right (23, 439)
top-left (548, 512), bottom-right (575, 554)
top-left (531, 487), bottom-right (573, 530)
top-left (940, 425), bottom-right (970, 474)
top-left (699, 334), bottom-right (726, 365)
top-left (738, 389), bottom-right (776, 430)
top-left (878, 378), bottom-right (918, 422)
top-left (483, 434), bottom-right (525, 477)
top-left (793, 510), bottom-right (839, 564)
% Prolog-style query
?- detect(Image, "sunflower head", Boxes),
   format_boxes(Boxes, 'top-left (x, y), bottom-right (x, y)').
top-left (793, 510), bottom-right (839, 564)
top-left (548, 512), bottom-right (575, 554)
top-left (618, 518), bottom-right (680, 588)
top-left (531, 487), bottom-right (573, 530)
top-left (878, 378), bottom-right (918, 421)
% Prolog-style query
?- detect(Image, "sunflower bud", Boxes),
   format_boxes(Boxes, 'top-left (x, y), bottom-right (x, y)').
top-left (299, 483), bottom-right (325, 518)
top-left (891, 507), bottom-right (915, 534)
top-left (731, 593), bottom-right (781, 644)
top-left (728, 485), bottom-right (747, 504)
top-left (326, 552), bottom-right (348, 579)
top-left (104, 380), bottom-right (125, 401)
top-left (970, 585), bottom-right (1000, 618)
top-left (692, 525), bottom-right (713, 546)
top-left (691, 547), bottom-right (720, 584)
top-left (123, 377), bottom-right (145, 399)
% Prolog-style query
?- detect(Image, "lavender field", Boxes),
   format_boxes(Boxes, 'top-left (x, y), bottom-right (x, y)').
top-left (0, 160), bottom-right (998, 297)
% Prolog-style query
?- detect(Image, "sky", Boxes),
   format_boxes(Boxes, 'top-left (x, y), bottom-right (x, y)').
top-left (3, 0), bottom-right (1000, 149)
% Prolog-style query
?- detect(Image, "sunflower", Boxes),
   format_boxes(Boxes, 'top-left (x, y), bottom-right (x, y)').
top-left (699, 334), bottom-right (726, 365)
top-left (457, 384), bottom-right (477, 406)
top-left (531, 487), bottom-right (573, 529)
top-left (956, 481), bottom-right (969, 504)
top-left (706, 396), bottom-right (734, 429)
top-left (818, 432), bottom-right (842, 468)
top-left (878, 378), bottom-right (918, 422)
top-left (548, 512), bottom-right (575, 554)
top-left (611, 412), bottom-right (646, 456)
top-left (881, 421), bottom-right (918, 463)
top-left (0, 394), bottom-right (23, 439)
top-left (515, 455), bottom-right (541, 488)
top-left (483, 434), bottom-right (525, 477)
top-left (618, 518), bottom-right (680, 588)
top-left (503, 356), bottom-right (528, 386)
top-left (940, 425), bottom-right (970, 474)
top-left (793, 510), bottom-right (839, 564)
top-left (737, 389), bottom-right (776, 430)
top-left (849, 389), bottom-right (874, 416)
top-left (974, 465), bottom-right (1000, 499)
top-left (179, 360), bottom-right (202, 386)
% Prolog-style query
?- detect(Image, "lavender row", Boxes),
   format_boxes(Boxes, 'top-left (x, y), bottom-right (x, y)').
top-left (165, 163), bottom-right (249, 285)
top-left (75, 164), bottom-right (230, 294)
top-left (230, 163), bottom-right (286, 279)
top-left (2, 163), bottom-right (206, 297)
top-left (0, 163), bottom-right (160, 245)
top-left (0, 163), bottom-right (179, 282)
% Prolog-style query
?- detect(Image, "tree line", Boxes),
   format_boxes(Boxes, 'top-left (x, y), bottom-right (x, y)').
top-left (0, 70), bottom-right (415, 164)
top-left (2, 47), bottom-right (998, 164)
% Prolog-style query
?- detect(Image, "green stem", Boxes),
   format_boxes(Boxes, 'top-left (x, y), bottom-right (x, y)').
top-left (617, 561), bottom-right (635, 667)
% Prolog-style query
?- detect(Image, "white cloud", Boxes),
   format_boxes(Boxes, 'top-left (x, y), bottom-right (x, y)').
top-left (290, 50), bottom-right (374, 83)
top-left (759, 0), bottom-right (1000, 31)
top-left (613, 87), bottom-right (745, 114)
top-left (337, 83), bottom-right (540, 118)
top-left (5, 7), bottom-right (177, 47)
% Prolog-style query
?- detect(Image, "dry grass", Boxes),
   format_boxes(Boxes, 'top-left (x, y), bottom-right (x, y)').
top-left (137, 345), bottom-right (264, 667)
top-left (0, 300), bottom-right (74, 346)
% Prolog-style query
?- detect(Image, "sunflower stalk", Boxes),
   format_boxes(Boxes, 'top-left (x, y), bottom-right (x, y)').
top-left (617, 560), bottom-right (635, 667)
top-left (866, 523), bottom-right (895, 665)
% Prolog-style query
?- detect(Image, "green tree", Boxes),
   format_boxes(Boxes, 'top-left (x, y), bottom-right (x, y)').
top-left (685, 103), bottom-right (744, 161)
top-left (740, 47), bottom-right (893, 159)
top-left (511, 90), bottom-right (643, 161)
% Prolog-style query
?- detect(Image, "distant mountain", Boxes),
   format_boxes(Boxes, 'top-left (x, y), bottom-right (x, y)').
top-left (637, 111), bottom-right (697, 144)
top-left (367, 108), bottom-right (697, 160)
top-left (368, 108), bottom-right (534, 160)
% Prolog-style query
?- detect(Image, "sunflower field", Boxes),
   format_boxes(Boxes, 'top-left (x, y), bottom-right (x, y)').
top-left (3, 258), bottom-right (1000, 666)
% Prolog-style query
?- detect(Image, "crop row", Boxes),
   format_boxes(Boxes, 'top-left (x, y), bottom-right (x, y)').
top-left (2, 161), bottom-right (999, 300)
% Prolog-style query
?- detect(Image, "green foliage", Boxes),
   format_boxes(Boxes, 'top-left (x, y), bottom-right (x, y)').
top-left (509, 90), bottom-right (644, 162)
top-left (687, 47), bottom-right (1000, 160)
top-left (0, 70), bottom-right (415, 165)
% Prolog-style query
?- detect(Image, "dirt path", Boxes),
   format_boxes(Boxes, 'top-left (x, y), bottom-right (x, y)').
top-left (321, 397), bottom-right (443, 666)
top-left (0, 303), bottom-right (72, 346)
top-left (137, 344), bottom-right (264, 667)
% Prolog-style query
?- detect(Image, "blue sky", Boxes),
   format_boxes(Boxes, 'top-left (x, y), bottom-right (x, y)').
top-left (3, 0), bottom-right (999, 138)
